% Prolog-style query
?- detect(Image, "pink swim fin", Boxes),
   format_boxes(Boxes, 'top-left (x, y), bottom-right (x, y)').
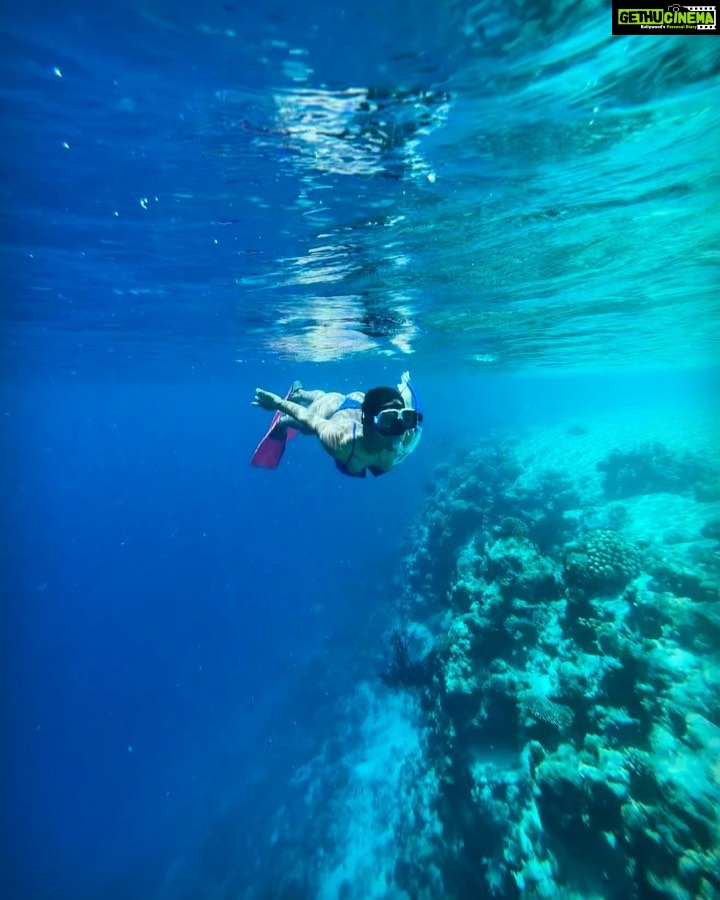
top-left (250, 386), bottom-right (297, 469)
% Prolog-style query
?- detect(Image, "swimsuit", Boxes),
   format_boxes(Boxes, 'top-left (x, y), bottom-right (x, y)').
top-left (331, 397), bottom-right (385, 478)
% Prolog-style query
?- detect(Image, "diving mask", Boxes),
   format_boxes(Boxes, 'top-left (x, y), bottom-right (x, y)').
top-left (374, 406), bottom-right (421, 436)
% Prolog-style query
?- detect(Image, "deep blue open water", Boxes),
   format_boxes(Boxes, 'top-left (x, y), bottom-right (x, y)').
top-left (1, 2), bottom-right (719, 899)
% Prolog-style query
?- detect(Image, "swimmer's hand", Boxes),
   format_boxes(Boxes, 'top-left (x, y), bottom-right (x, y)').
top-left (252, 388), bottom-right (282, 410)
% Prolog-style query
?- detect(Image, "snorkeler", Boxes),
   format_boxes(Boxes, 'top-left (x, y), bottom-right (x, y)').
top-left (250, 371), bottom-right (423, 477)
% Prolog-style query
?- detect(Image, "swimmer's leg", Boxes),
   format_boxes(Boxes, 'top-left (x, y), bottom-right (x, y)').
top-left (271, 413), bottom-right (314, 437)
top-left (289, 387), bottom-right (325, 406)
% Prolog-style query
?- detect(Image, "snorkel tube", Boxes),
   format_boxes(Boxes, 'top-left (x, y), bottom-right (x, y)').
top-left (395, 371), bottom-right (423, 460)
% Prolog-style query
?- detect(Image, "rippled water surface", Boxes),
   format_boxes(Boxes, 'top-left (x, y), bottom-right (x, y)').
top-left (2, 0), bottom-right (718, 373)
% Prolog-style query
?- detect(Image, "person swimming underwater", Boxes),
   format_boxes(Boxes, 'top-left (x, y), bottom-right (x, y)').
top-left (251, 371), bottom-right (422, 477)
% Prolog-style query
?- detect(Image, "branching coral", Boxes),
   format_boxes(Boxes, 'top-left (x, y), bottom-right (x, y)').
top-left (381, 629), bottom-right (430, 689)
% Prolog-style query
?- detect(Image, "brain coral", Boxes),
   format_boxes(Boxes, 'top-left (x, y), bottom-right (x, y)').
top-left (564, 529), bottom-right (642, 592)
top-left (498, 516), bottom-right (530, 539)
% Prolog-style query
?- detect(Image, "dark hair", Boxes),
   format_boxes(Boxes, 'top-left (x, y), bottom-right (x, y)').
top-left (361, 387), bottom-right (404, 426)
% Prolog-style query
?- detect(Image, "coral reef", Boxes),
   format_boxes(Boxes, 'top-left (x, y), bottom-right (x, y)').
top-left (700, 517), bottom-right (720, 543)
top-left (386, 437), bottom-right (720, 898)
top-left (381, 629), bottom-right (427, 689)
top-left (597, 441), bottom-right (719, 501)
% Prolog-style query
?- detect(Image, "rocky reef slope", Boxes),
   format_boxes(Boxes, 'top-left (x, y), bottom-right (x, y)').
top-left (390, 426), bottom-right (720, 898)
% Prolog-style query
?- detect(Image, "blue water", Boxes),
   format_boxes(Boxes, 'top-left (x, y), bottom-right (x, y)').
top-left (2, 1), bottom-right (719, 898)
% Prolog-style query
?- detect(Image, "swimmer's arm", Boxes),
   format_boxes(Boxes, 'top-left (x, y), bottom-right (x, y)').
top-left (253, 389), bottom-right (345, 455)
top-left (277, 398), bottom-right (349, 457)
